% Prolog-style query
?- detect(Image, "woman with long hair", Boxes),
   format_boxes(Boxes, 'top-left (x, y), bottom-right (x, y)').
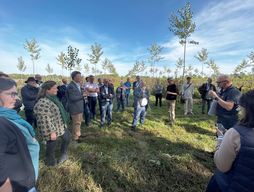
top-left (0, 78), bottom-right (39, 192)
top-left (34, 81), bottom-right (71, 166)
top-left (206, 90), bottom-right (254, 191)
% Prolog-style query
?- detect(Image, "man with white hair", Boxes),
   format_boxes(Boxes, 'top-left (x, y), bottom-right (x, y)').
top-left (209, 75), bottom-right (241, 129)
top-left (99, 78), bottom-right (115, 128)
top-left (131, 80), bottom-right (150, 132)
top-left (35, 74), bottom-right (43, 87)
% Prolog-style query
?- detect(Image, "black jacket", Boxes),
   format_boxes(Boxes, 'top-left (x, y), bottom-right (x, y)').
top-left (100, 85), bottom-right (115, 106)
top-left (132, 81), bottom-right (140, 90)
top-left (0, 117), bottom-right (35, 192)
top-left (21, 84), bottom-right (39, 110)
top-left (199, 83), bottom-right (216, 99)
top-left (57, 86), bottom-right (62, 99)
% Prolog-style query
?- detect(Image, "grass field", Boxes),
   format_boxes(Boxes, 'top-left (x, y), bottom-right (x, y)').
top-left (20, 96), bottom-right (218, 192)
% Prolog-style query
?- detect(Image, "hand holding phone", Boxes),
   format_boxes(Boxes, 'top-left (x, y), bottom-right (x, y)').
top-left (215, 123), bottom-right (226, 135)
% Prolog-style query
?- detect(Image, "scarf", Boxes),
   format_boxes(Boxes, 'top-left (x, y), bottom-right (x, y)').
top-left (0, 106), bottom-right (36, 137)
top-left (46, 95), bottom-right (69, 124)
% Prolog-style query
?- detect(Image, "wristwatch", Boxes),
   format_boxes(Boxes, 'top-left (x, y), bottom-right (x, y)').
top-left (215, 96), bottom-right (219, 101)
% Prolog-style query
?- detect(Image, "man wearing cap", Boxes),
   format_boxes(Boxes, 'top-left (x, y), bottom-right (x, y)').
top-left (165, 78), bottom-right (179, 126)
top-left (21, 77), bottom-right (39, 126)
top-left (182, 77), bottom-right (195, 115)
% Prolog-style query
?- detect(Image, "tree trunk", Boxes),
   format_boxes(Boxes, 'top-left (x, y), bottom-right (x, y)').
top-left (182, 38), bottom-right (187, 85)
top-left (32, 59), bottom-right (35, 75)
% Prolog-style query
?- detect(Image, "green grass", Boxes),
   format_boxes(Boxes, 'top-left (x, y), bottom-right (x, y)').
top-left (20, 96), bottom-right (218, 192)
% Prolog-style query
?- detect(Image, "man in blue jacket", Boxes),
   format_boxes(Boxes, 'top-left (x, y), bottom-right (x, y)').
top-left (21, 77), bottom-right (39, 127)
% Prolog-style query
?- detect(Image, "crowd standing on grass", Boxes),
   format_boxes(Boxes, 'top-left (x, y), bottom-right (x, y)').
top-left (2, 69), bottom-right (254, 191)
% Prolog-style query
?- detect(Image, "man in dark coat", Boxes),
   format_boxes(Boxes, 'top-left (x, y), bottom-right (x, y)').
top-left (21, 77), bottom-right (39, 127)
top-left (99, 78), bottom-right (115, 128)
top-left (199, 78), bottom-right (216, 114)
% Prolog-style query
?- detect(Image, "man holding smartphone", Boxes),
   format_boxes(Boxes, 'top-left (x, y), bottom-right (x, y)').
top-left (209, 75), bottom-right (241, 129)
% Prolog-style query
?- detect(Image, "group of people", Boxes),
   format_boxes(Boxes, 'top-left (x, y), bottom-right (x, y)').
top-left (1, 70), bottom-right (254, 191)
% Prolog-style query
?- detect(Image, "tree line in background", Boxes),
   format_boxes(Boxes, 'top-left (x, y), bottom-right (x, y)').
top-left (15, 3), bottom-right (254, 89)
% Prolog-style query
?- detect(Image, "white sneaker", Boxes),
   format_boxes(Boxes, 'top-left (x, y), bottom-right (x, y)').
top-left (190, 112), bottom-right (194, 115)
top-left (184, 112), bottom-right (187, 115)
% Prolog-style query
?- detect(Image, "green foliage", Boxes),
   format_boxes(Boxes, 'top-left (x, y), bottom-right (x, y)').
top-left (194, 48), bottom-right (209, 77)
top-left (147, 42), bottom-right (164, 78)
top-left (75, 62), bottom-right (82, 71)
top-left (205, 58), bottom-right (220, 77)
top-left (233, 59), bottom-right (251, 78)
top-left (84, 63), bottom-right (90, 75)
top-left (17, 56), bottom-right (27, 80)
top-left (248, 51), bottom-right (254, 65)
top-left (56, 52), bottom-right (66, 76)
top-left (168, 3), bottom-right (198, 84)
top-left (101, 57), bottom-right (111, 75)
top-left (23, 38), bottom-right (41, 75)
top-left (168, 2), bottom-right (196, 40)
top-left (87, 42), bottom-right (104, 77)
top-left (64, 45), bottom-right (82, 74)
top-left (126, 60), bottom-right (147, 78)
top-left (45, 63), bottom-right (53, 75)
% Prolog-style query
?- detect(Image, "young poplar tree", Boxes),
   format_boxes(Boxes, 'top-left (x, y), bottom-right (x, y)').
top-left (147, 42), bottom-right (164, 78)
top-left (75, 62), bottom-right (82, 71)
top-left (205, 58), bottom-right (220, 77)
top-left (17, 56), bottom-right (27, 80)
top-left (168, 2), bottom-right (198, 84)
top-left (84, 64), bottom-right (90, 75)
top-left (45, 63), bottom-right (53, 80)
top-left (23, 38), bottom-right (41, 75)
top-left (233, 59), bottom-right (250, 78)
top-left (102, 57), bottom-right (111, 75)
top-left (64, 45), bottom-right (82, 75)
top-left (56, 52), bottom-right (66, 77)
top-left (87, 43), bottom-right (104, 77)
top-left (194, 48), bottom-right (209, 78)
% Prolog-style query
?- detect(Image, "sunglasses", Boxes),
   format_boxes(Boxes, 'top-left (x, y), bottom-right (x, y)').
top-left (1, 92), bottom-right (19, 98)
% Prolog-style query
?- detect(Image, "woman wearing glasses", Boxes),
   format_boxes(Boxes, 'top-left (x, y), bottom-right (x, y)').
top-left (0, 78), bottom-right (39, 192)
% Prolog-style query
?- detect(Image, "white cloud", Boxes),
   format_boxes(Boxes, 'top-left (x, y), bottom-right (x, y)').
top-left (160, 0), bottom-right (254, 75)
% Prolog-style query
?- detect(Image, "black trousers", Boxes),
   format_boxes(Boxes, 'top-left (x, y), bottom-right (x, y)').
top-left (45, 128), bottom-right (72, 166)
top-left (202, 99), bottom-right (212, 114)
top-left (155, 94), bottom-right (162, 107)
top-left (25, 109), bottom-right (37, 127)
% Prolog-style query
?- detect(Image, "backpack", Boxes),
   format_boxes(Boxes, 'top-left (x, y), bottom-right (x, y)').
top-left (198, 85), bottom-right (204, 94)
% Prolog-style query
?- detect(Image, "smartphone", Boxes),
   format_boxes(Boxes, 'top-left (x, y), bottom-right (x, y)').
top-left (215, 123), bottom-right (226, 135)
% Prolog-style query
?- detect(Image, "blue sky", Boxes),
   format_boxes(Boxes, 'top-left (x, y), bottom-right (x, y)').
top-left (1, 0), bottom-right (254, 77)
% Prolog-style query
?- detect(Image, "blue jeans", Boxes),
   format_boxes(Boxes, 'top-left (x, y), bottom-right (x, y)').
top-left (101, 102), bottom-right (113, 126)
top-left (117, 98), bottom-right (125, 112)
top-left (83, 102), bottom-right (90, 126)
top-left (132, 106), bottom-right (147, 127)
top-left (88, 96), bottom-right (97, 118)
top-left (28, 187), bottom-right (37, 192)
top-left (126, 93), bottom-right (130, 107)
